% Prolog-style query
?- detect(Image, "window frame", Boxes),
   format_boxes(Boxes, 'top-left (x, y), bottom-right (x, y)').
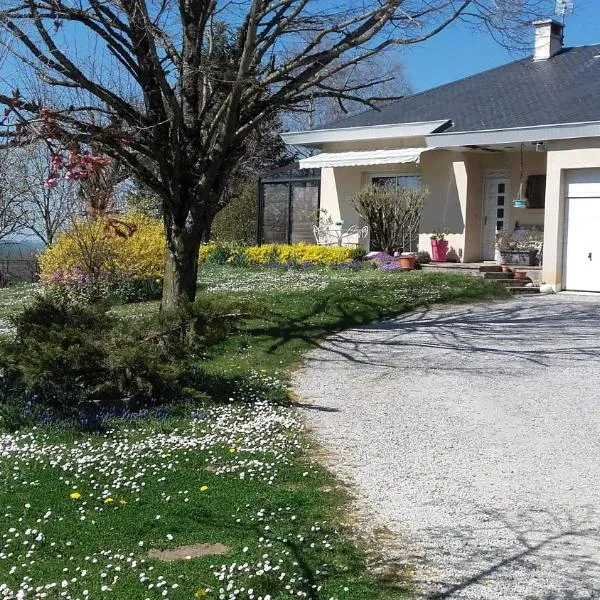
top-left (525, 174), bottom-right (547, 209)
top-left (367, 172), bottom-right (423, 189)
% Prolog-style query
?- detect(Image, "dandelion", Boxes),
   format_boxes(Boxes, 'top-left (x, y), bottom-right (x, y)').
top-left (200, 485), bottom-right (209, 492)
top-left (69, 492), bottom-right (81, 500)
top-left (194, 588), bottom-right (209, 598)
top-left (229, 448), bottom-right (236, 454)
top-left (103, 497), bottom-right (114, 504)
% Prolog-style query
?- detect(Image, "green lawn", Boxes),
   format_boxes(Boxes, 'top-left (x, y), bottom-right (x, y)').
top-left (0, 284), bottom-right (37, 338)
top-left (0, 267), bottom-right (507, 599)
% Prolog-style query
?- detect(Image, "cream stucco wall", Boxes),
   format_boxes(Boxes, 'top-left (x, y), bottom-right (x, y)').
top-left (419, 150), bottom-right (466, 260)
top-left (479, 151), bottom-right (547, 232)
top-left (320, 166), bottom-right (363, 227)
top-left (317, 141), bottom-right (548, 261)
top-left (319, 148), bottom-right (469, 256)
top-left (542, 138), bottom-right (600, 289)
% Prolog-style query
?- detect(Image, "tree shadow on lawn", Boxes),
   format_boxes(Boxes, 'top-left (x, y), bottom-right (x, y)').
top-left (185, 496), bottom-right (410, 599)
top-left (304, 297), bottom-right (600, 372)
top-left (245, 287), bottom-right (440, 358)
top-left (197, 279), bottom-right (507, 399)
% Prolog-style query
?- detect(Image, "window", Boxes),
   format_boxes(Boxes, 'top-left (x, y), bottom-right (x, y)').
top-left (367, 173), bottom-right (422, 253)
top-left (370, 174), bottom-right (422, 190)
top-left (525, 174), bottom-right (546, 209)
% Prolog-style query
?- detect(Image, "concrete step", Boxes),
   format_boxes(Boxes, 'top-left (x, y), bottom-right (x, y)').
top-left (493, 278), bottom-right (530, 288)
top-left (507, 286), bottom-right (540, 295)
top-left (483, 271), bottom-right (514, 280)
top-left (478, 265), bottom-right (503, 273)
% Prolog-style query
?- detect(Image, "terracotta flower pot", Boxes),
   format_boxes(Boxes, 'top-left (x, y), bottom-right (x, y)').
top-left (431, 239), bottom-right (449, 262)
top-left (399, 255), bottom-right (416, 270)
top-left (514, 270), bottom-right (528, 280)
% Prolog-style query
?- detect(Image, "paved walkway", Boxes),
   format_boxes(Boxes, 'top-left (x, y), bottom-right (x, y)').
top-left (294, 295), bottom-right (600, 599)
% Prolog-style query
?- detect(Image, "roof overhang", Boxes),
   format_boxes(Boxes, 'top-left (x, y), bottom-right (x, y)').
top-left (281, 120), bottom-right (451, 148)
top-left (298, 148), bottom-right (428, 169)
top-left (426, 120), bottom-right (600, 148)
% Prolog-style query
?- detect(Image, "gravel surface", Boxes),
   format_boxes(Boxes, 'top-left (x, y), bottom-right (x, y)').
top-left (294, 295), bottom-right (600, 599)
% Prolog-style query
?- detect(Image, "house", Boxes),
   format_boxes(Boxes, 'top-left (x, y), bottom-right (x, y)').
top-left (281, 20), bottom-right (600, 292)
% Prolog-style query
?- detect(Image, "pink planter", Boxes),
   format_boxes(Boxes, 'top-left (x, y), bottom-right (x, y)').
top-left (431, 239), bottom-right (449, 262)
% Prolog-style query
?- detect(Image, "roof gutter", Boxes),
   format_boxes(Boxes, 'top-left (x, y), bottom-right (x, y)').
top-left (426, 120), bottom-right (600, 148)
top-left (281, 119), bottom-right (452, 148)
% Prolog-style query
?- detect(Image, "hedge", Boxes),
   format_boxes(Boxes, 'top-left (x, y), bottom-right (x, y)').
top-left (39, 215), bottom-right (367, 289)
top-left (200, 243), bottom-right (366, 265)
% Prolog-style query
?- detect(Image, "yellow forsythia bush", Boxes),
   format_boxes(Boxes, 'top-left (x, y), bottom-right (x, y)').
top-left (38, 213), bottom-right (166, 283)
top-left (200, 242), bottom-right (366, 265)
top-left (40, 224), bottom-right (366, 284)
top-left (273, 244), bottom-right (366, 264)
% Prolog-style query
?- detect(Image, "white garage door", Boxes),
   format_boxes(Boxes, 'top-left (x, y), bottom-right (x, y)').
top-left (563, 169), bottom-right (600, 292)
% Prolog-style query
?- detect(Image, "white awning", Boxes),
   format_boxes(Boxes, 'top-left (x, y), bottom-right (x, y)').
top-left (298, 147), bottom-right (428, 169)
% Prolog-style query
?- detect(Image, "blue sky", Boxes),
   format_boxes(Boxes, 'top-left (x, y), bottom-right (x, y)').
top-left (402, 0), bottom-right (599, 92)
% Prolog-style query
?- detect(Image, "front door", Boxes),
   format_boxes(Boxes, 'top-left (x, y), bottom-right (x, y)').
top-left (482, 172), bottom-right (510, 260)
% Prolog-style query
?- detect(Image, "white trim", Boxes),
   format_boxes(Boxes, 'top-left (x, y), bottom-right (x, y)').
top-left (281, 120), bottom-right (451, 147)
top-left (426, 120), bottom-right (600, 148)
top-left (298, 147), bottom-right (428, 169)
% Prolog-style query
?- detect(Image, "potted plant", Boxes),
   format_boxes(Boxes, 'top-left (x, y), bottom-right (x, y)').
top-left (495, 230), bottom-right (541, 266)
top-left (430, 229), bottom-right (449, 262)
top-left (399, 253), bottom-right (417, 270)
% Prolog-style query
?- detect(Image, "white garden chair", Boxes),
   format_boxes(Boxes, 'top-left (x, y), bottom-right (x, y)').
top-left (313, 223), bottom-right (369, 247)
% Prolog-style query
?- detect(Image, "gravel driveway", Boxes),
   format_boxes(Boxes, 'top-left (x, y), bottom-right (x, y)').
top-left (294, 295), bottom-right (600, 599)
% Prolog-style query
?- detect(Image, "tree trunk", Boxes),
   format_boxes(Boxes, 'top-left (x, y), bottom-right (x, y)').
top-left (160, 183), bottom-right (220, 309)
top-left (161, 226), bottom-right (201, 310)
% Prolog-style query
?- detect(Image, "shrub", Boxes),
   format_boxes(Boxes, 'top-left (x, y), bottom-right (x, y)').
top-left (38, 212), bottom-right (166, 304)
top-left (416, 250), bottom-right (431, 264)
top-left (352, 184), bottom-right (429, 255)
top-left (211, 180), bottom-right (257, 244)
top-left (43, 274), bottom-right (163, 305)
top-left (1, 297), bottom-right (111, 407)
top-left (0, 294), bottom-right (256, 420)
top-left (39, 212), bottom-right (166, 283)
top-left (202, 244), bottom-right (233, 265)
top-left (199, 243), bottom-right (366, 266)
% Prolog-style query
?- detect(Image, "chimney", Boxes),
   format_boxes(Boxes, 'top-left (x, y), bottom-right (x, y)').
top-left (533, 19), bottom-right (564, 61)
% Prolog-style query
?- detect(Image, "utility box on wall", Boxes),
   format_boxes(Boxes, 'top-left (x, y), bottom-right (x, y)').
top-left (257, 164), bottom-right (320, 245)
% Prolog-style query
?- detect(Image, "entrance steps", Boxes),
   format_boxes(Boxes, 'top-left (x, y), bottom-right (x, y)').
top-left (420, 263), bottom-right (540, 295)
top-left (480, 266), bottom-right (540, 295)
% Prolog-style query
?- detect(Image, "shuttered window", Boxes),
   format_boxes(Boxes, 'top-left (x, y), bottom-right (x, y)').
top-left (525, 174), bottom-right (546, 209)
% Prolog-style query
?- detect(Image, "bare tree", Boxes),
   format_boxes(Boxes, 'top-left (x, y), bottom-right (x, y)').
top-left (0, 148), bottom-right (27, 242)
top-left (0, 0), bottom-right (552, 307)
top-left (288, 51), bottom-right (413, 130)
top-left (11, 146), bottom-right (79, 245)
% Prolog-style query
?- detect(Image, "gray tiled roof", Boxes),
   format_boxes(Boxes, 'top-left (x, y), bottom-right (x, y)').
top-left (318, 45), bottom-right (600, 133)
